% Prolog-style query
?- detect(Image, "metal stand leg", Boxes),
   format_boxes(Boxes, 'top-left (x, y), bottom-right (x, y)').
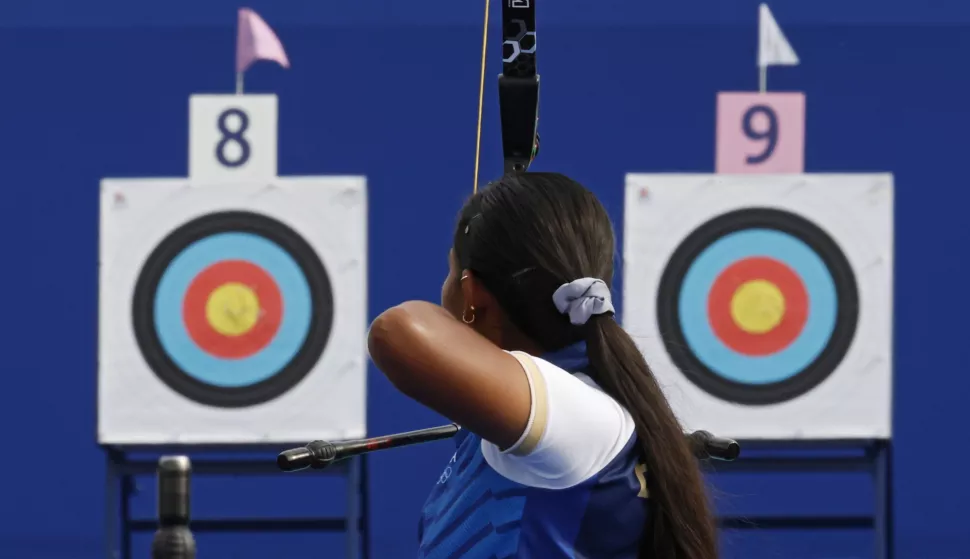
top-left (105, 449), bottom-right (119, 559)
top-left (883, 442), bottom-right (894, 559)
top-left (360, 453), bottom-right (370, 559)
top-left (874, 441), bottom-right (891, 559)
top-left (121, 468), bottom-right (133, 559)
top-left (345, 456), bottom-right (361, 559)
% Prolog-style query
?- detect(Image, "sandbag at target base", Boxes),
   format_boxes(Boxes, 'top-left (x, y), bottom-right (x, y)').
top-left (622, 174), bottom-right (893, 440)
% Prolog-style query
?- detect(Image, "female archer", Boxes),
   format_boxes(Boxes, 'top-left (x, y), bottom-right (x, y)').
top-left (368, 172), bottom-right (718, 559)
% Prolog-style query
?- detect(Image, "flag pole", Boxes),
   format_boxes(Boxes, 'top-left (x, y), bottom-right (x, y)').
top-left (758, 3), bottom-right (765, 94)
top-left (236, 72), bottom-right (244, 95)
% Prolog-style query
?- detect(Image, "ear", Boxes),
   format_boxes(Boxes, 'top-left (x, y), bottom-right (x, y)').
top-left (460, 269), bottom-right (496, 311)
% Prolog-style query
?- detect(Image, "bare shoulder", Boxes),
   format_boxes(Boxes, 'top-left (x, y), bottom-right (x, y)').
top-left (368, 301), bottom-right (532, 450)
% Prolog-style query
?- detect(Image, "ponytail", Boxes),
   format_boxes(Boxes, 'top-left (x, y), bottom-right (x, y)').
top-left (586, 315), bottom-right (718, 559)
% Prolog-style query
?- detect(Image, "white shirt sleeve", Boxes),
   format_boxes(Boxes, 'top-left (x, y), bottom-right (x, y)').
top-left (481, 351), bottom-right (636, 490)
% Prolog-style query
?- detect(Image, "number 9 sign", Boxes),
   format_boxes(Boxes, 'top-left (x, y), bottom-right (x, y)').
top-left (716, 92), bottom-right (805, 174)
top-left (189, 94), bottom-right (279, 182)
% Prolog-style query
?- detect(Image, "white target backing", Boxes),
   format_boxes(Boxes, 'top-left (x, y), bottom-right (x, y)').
top-left (623, 174), bottom-right (893, 440)
top-left (98, 177), bottom-right (367, 444)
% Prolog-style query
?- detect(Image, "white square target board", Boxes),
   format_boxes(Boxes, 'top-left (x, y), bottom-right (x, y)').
top-left (622, 174), bottom-right (893, 440)
top-left (98, 177), bottom-right (367, 444)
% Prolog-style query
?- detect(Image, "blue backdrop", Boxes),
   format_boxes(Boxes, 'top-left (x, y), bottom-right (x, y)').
top-left (1, 1), bottom-right (968, 558)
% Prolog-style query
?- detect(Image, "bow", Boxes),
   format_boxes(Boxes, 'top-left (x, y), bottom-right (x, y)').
top-left (498, 0), bottom-right (540, 174)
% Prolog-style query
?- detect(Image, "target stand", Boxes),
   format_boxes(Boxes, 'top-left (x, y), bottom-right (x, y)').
top-left (709, 438), bottom-right (892, 559)
top-left (104, 447), bottom-right (367, 559)
top-left (623, 173), bottom-right (894, 558)
top-left (99, 94), bottom-right (369, 558)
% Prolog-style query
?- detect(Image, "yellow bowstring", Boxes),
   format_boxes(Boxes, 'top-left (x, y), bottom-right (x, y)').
top-left (472, 0), bottom-right (490, 194)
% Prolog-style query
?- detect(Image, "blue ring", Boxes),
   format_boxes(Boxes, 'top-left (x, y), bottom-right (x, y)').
top-left (153, 232), bottom-right (312, 388)
top-left (677, 229), bottom-right (837, 385)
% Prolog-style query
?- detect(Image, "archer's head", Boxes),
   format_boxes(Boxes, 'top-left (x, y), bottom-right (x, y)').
top-left (444, 172), bottom-right (614, 353)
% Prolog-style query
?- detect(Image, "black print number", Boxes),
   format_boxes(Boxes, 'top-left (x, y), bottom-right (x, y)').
top-left (215, 108), bottom-right (251, 168)
top-left (742, 104), bottom-right (779, 164)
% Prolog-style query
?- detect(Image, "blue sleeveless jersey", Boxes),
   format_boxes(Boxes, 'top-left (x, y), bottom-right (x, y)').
top-left (416, 421), bottom-right (649, 558)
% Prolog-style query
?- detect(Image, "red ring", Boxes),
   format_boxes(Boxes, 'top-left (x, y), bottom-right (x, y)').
top-left (182, 260), bottom-right (282, 359)
top-left (707, 257), bottom-right (808, 356)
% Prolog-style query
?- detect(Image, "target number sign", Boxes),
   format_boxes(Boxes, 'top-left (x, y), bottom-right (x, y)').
top-left (656, 207), bottom-right (858, 405)
top-left (189, 94), bottom-right (278, 182)
top-left (132, 211), bottom-right (334, 408)
top-left (716, 92), bottom-right (805, 174)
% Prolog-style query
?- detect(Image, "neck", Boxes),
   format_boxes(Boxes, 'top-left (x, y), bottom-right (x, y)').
top-left (490, 316), bottom-right (545, 356)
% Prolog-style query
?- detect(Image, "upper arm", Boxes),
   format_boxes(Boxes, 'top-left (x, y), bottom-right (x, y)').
top-left (481, 353), bottom-right (636, 489)
top-left (367, 301), bottom-right (532, 450)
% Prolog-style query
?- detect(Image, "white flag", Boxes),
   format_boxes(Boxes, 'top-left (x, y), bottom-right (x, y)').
top-left (758, 4), bottom-right (799, 67)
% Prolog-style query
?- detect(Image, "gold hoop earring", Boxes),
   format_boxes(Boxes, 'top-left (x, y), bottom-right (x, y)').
top-left (462, 306), bottom-right (476, 324)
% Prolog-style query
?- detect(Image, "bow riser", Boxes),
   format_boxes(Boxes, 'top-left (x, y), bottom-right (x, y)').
top-left (499, 0), bottom-right (540, 174)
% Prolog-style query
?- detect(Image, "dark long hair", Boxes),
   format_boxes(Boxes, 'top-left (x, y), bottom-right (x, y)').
top-left (453, 172), bottom-right (718, 559)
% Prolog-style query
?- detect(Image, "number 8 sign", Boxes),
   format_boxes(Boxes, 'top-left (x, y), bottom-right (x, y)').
top-left (189, 94), bottom-right (279, 183)
top-left (716, 92), bottom-right (805, 174)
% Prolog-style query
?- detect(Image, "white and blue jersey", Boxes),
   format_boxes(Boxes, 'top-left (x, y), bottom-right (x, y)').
top-left (417, 343), bottom-right (650, 558)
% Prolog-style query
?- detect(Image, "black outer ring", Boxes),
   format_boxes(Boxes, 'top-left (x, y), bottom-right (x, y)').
top-left (656, 207), bottom-right (859, 406)
top-left (132, 211), bottom-right (334, 408)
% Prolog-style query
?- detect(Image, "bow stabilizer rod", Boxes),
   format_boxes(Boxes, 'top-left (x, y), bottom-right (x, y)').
top-left (278, 426), bottom-right (740, 472)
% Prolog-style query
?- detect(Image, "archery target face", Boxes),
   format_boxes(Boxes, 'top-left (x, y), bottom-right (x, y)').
top-left (131, 211), bottom-right (333, 408)
top-left (99, 178), bottom-right (368, 444)
top-left (623, 174), bottom-right (893, 439)
top-left (657, 207), bottom-right (858, 405)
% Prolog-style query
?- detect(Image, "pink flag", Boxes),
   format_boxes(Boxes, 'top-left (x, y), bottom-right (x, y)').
top-left (236, 8), bottom-right (290, 74)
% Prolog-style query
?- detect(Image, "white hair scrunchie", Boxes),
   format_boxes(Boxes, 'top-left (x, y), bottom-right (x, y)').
top-left (552, 278), bottom-right (615, 325)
